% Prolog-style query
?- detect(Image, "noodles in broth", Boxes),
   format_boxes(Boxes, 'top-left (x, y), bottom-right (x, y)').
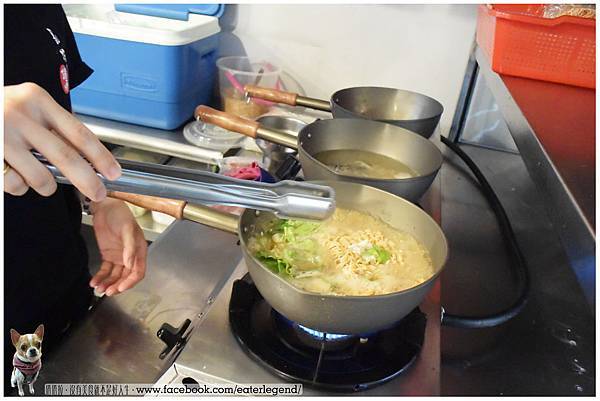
top-left (248, 208), bottom-right (434, 296)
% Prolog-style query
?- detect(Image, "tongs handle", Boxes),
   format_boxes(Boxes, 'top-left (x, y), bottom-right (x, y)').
top-left (34, 153), bottom-right (335, 220)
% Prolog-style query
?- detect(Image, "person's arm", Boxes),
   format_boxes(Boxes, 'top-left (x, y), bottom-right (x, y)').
top-left (4, 82), bottom-right (121, 201)
top-left (88, 198), bottom-right (148, 296)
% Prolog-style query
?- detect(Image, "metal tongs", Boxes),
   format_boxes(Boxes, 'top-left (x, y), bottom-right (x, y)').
top-left (35, 153), bottom-right (335, 220)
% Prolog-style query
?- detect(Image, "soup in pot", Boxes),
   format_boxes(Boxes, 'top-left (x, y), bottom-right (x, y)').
top-left (247, 208), bottom-right (434, 296)
top-left (314, 149), bottom-right (418, 179)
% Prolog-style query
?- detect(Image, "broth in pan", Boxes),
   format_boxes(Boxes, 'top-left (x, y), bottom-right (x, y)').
top-left (315, 149), bottom-right (417, 179)
top-left (248, 208), bottom-right (434, 296)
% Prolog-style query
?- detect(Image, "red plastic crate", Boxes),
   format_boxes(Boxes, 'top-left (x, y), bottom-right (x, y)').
top-left (477, 4), bottom-right (595, 89)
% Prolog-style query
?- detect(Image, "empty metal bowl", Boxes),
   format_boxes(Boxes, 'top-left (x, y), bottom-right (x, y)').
top-left (255, 115), bottom-right (307, 172)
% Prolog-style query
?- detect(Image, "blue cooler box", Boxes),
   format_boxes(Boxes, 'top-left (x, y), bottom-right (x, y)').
top-left (65, 5), bottom-right (221, 130)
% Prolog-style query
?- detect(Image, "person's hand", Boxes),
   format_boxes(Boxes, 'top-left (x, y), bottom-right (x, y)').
top-left (90, 199), bottom-right (147, 296)
top-left (4, 82), bottom-right (121, 200)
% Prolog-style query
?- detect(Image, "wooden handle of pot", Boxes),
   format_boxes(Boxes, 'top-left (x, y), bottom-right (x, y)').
top-left (108, 191), bottom-right (240, 235)
top-left (108, 191), bottom-right (186, 219)
top-left (244, 85), bottom-right (298, 106)
top-left (194, 105), bottom-right (260, 138)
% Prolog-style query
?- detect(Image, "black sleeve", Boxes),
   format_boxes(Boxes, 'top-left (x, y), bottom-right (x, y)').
top-left (59, 6), bottom-right (93, 89)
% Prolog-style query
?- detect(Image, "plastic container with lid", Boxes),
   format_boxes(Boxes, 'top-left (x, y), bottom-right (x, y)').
top-left (65, 4), bottom-right (222, 129)
top-left (183, 120), bottom-right (246, 151)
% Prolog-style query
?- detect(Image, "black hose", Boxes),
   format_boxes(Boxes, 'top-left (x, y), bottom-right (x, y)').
top-left (439, 135), bottom-right (530, 329)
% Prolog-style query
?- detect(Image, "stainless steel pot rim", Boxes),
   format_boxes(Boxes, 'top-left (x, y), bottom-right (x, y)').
top-left (256, 114), bottom-right (307, 127)
top-left (332, 86), bottom-right (445, 121)
top-left (239, 182), bottom-right (449, 301)
top-left (298, 146), bottom-right (442, 184)
top-left (297, 121), bottom-right (444, 180)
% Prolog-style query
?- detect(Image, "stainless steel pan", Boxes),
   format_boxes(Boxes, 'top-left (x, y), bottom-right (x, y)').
top-left (244, 85), bottom-right (444, 138)
top-left (110, 180), bottom-right (448, 334)
top-left (195, 106), bottom-right (443, 203)
top-left (254, 115), bottom-right (306, 172)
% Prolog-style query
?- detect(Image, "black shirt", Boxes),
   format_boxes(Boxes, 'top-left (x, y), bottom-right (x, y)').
top-left (4, 4), bottom-right (94, 388)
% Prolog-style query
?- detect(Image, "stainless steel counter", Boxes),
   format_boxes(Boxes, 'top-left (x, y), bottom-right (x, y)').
top-left (439, 143), bottom-right (595, 395)
top-left (451, 47), bottom-right (595, 307)
top-left (78, 114), bottom-right (224, 164)
top-left (35, 221), bottom-right (242, 387)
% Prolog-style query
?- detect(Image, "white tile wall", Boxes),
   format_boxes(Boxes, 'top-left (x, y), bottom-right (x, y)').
top-left (218, 4), bottom-right (478, 134)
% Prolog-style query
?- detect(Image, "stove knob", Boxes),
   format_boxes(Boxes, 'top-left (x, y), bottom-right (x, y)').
top-left (157, 318), bottom-right (192, 360)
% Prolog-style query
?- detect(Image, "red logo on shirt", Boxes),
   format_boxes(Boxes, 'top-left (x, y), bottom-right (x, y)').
top-left (59, 64), bottom-right (69, 94)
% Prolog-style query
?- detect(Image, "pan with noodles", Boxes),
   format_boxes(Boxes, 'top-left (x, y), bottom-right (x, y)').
top-left (239, 181), bottom-right (448, 334)
top-left (111, 181), bottom-right (448, 335)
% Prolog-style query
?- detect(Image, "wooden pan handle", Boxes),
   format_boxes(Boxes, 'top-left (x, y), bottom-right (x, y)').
top-left (108, 191), bottom-right (240, 235)
top-left (108, 191), bottom-right (186, 219)
top-left (244, 85), bottom-right (298, 106)
top-left (194, 105), bottom-right (260, 138)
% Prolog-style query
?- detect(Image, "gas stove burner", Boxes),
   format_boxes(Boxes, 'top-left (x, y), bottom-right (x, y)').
top-left (273, 312), bottom-right (358, 352)
top-left (296, 324), bottom-right (351, 341)
top-left (229, 274), bottom-right (427, 392)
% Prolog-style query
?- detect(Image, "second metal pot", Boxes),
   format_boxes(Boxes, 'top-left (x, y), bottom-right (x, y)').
top-left (297, 118), bottom-right (442, 202)
top-left (195, 106), bottom-right (443, 203)
top-left (245, 85), bottom-right (444, 138)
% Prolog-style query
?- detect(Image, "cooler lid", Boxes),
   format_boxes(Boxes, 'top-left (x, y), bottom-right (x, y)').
top-left (64, 4), bottom-right (220, 46)
top-left (114, 4), bottom-right (225, 20)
